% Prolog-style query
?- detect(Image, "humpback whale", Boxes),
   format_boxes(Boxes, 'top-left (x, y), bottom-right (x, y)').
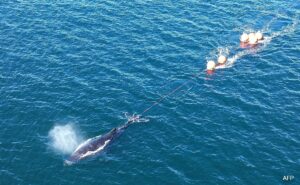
top-left (64, 115), bottom-right (146, 165)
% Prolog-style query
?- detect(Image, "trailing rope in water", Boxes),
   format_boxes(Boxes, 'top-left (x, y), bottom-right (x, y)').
top-left (123, 72), bottom-right (204, 123)
top-left (139, 72), bottom-right (203, 117)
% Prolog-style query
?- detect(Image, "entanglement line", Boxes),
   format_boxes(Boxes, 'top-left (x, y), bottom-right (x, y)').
top-left (139, 72), bottom-right (203, 116)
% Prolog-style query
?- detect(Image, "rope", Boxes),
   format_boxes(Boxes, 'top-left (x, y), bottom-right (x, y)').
top-left (139, 72), bottom-right (202, 116)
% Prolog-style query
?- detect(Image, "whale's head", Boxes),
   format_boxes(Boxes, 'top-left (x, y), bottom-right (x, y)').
top-left (64, 153), bottom-right (81, 166)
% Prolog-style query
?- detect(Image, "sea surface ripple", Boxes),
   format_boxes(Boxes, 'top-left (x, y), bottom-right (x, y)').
top-left (0, 1), bottom-right (299, 185)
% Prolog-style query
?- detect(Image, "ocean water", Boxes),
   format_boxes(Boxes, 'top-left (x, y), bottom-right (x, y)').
top-left (1, 1), bottom-right (299, 184)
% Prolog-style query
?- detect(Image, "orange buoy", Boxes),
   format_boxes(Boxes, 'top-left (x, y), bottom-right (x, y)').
top-left (255, 31), bottom-right (263, 40)
top-left (248, 33), bottom-right (258, 45)
top-left (240, 33), bottom-right (249, 43)
top-left (206, 60), bottom-right (216, 72)
top-left (218, 55), bottom-right (227, 65)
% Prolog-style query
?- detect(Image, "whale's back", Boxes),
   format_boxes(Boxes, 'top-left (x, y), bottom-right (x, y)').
top-left (65, 128), bottom-right (121, 164)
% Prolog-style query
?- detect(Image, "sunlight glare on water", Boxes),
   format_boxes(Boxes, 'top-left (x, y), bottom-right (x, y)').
top-left (0, 0), bottom-right (299, 185)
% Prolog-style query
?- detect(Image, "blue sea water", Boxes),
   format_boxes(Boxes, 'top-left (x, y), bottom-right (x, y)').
top-left (1, 0), bottom-right (299, 184)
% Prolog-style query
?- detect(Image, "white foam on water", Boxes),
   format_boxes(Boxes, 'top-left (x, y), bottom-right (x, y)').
top-left (48, 124), bottom-right (83, 155)
top-left (217, 47), bottom-right (230, 56)
top-left (215, 17), bottom-right (298, 70)
top-left (216, 38), bottom-right (270, 69)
